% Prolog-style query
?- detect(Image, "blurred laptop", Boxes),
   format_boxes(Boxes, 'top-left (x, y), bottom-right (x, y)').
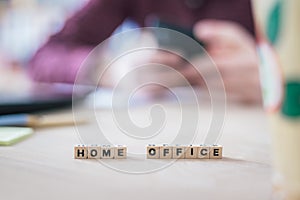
top-left (0, 67), bottom-right (91, 115)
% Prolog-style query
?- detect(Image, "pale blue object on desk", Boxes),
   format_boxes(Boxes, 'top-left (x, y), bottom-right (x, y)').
top-left (0, 114), bottom-right (32, 126)
top-left (0, 113), bottom-right (86, 127)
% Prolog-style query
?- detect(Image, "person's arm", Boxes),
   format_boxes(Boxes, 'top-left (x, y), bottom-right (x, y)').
top-left (29, 0), bottom-right (129, 83)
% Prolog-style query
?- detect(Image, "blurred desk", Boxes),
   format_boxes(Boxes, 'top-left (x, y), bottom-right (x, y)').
top-left (0, 102), bottom-right (272, 200)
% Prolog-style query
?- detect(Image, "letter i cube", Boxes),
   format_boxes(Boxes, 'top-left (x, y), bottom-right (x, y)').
top-left (185, 145), bottom-right (198, 159)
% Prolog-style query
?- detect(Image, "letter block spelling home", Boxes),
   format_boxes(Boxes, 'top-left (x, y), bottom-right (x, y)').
top-left (74, 145), bottom-right (127, 159)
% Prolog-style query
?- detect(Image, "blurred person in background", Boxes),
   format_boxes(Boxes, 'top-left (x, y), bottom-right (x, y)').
top-left (30, 0), bottom-right (262, 104)
top-left (0, 0), bottom-right (86, 98)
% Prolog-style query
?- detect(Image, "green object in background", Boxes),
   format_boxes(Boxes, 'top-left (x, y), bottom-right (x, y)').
top-left (267, 0), bottom-right (282, 44)
top-left (0, 127), bottom-right (33, 146)
top-left (282, 81), bottom-right (300, 117)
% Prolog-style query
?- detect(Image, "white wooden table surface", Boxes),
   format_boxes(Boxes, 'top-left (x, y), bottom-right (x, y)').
top-left (0, 101), bottom-right (272, 200)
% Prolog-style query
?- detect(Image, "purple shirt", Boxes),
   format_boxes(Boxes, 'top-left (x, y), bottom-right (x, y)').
top-left (30, 0), bottom-right (254, 83)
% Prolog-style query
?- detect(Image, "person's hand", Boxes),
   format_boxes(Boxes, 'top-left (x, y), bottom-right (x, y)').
top-left (192, 19), bottom-right (262, 104)
top-left (143, 20), bottom-right (262, 104)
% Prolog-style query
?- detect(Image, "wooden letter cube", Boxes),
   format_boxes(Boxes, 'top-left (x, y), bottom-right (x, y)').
top-left (114, 145), bottom-right (127, 159)
top-left (197, 145), bottom-right (210, 159)
top-left (88, 145), bottom-right (101, 159)
top-left (159, 144), bottom-right (173, 159)
top-left (209, 145), bottom-right (223, 159)
top-left (100, 145), bottom-right (115, 159)
top-left (147, 145), bottom-right (160, 159)
top-left (172, 145), bottom-right (185, 159)
top-left (185, 145), bottom-right (198, 159)
top-left (74, 145), bottom-right (88, 159)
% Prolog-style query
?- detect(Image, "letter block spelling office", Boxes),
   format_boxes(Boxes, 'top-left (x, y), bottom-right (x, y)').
top-left (147, 144), bottom-right (222, 159)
